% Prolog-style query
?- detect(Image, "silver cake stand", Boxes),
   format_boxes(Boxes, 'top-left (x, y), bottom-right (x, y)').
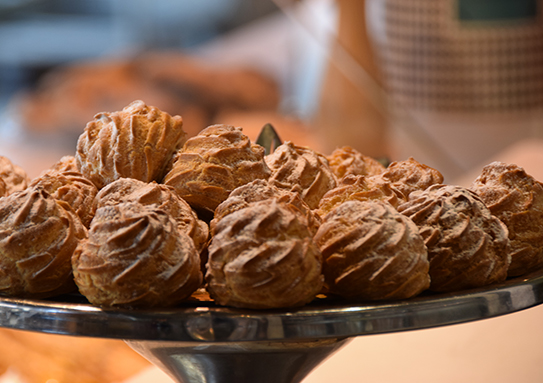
top-left (1, 270), bottom-right (543, 383)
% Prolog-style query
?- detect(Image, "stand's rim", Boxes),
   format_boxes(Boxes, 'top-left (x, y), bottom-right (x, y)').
top-left (1, 270), bottom-right (542, 342)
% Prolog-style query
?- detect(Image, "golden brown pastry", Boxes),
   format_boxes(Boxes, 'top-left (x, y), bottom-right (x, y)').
top-left (0, 178), bottom-right (6, 198)
top-left (327, 146), bottom-right (386, 179)
top-left (95, 178), bottom-right (209, 253)
top-left (211, 179), bottom-right (321, 236)
top-left (470, 162), bottom-right (543, 276)
top-left (0, 155), bottom-right (29, 195)
top-left (75, 100), bottom-right (187, 189)
top-left (265, 141), bottom-right (337, 209)
top-left (29, 170), bottom-right (98, 227)
top-left (72, 202), bottom-right (202, 308)
top-left (398, 184), bottom-right (511, 292)
top-left (163, 124), bottom-right (271, 213)
top-left (0, 187), bottom-right (87, 298)
top-left (46, 155), bottom-right (79, 174)
top-left (380, 157), bottom-right (443, 199)
top-left (316, 174), bottom-right (405, 218)
top-left (206, 200), bottom-right (324, 309)
top-left (315, 200), bottom-right (430, 300)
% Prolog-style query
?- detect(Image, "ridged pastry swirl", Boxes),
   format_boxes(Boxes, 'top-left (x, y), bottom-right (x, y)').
top-left (95, 178), bottom-right (209, 252)
top-left (398, 184), bottom-right (510, 292)
top-left (206, 200), bottom-right (323, 309)
top-left (265, 141), bottom-right (337, 209)
top-left (76, 100), bottom-right (187, 189)
top-left (327, 146), bottom-right (385, 179)
top-left (29, 170), bottom-right (98, 227)
top-left (470, 162), bottom-right (543, 276)
top-left (380, 157), bottom-right (443, 199)
top-left (211, 179), bottom-right (321, 236)
top-left (163, 124), bottom-right (271, 213)
top-left (317, 174), bottom-right (405, 218)
top-left (0, 187), bottom-right (87, 298)
top-left (314, 200), bottom-right (430, 300)
top-left (72, 202), bottom-right (202, 308)
top-left (0, 156), bottom-right (29, 195)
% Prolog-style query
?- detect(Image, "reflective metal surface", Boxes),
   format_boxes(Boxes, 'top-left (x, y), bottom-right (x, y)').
top-left (1, 269), bottom-right (543, 343)
top-left (127, 338), bottom-right (351, 383)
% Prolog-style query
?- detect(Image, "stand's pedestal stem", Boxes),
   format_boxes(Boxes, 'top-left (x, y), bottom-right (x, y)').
top-left (127, 337), bottom-right (351, 383)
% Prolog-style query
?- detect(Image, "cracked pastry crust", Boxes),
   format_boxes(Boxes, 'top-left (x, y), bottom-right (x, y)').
top-left (95, 178), bottom-right (209, 253)
top-left (470, 162), bottom-right (543, 276)
top-left (163, 124), bottom-right (271, 213)
top-left (380, 157), bottom-right (443, 199)
top-left (0, 187), bottom-right (87, 298)
top-left (206, 199), bottom-right (323, 309)
top-left (265, 141), bottom-right (337, 209)
top-left (315, 200), bottom-right (430, 300)
top-left (75, 100), bottom-right (187, 189)
top-left (72, 202), bottom-right (202, 308)
top-left (29, 170), bottom-right (98, 228)
top-left (398, 184), bottom-right (511, 292)
top-left (211, 179), bottom-right (321, 236)
top-left (0, 156), bottom-right (29, 195)
top-left (327, 146), bottom-right (386, 179)
top-left (316, 174), bottom-right (405, 218)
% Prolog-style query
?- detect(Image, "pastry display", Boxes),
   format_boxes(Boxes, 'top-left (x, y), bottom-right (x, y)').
top-left (470, 162), bottom-right (543, 277)
top-left (0, 186), bottom-right (87, 298)
top-left (163, 124), bottom-right (271, 213)
top-left (29, 170), bottom-right (99, 228)
top-left (95, 178), bottom-right (209, 253)
top-left (315, 200), bottom-right (430, 300)
top-left (380, 157), bottom-right (443, 199)
top-left (76, 100), bottom-right (187, 189)
top-left (211, 179), bottom-right (321, 236)
top-left (0, 155), bottom-right (29, 195)
top-left (327, 146), bottom-right (386, 179)
top-left (265, 141), bottom-right (337, 209)
top-left (0, 99), bottom-right (541, 311)
top-left (316, 174), bottom-right (405, 218)
top-left (206, 200), bottom-right (324, 309)
top-left (72, 202), bottom-right (202, 308)
top-left (398, 185), bottom-right (511, 292)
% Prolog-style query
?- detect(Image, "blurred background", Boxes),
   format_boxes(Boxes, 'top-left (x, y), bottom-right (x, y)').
top-left (1, 0), bottom-right (543, 382)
